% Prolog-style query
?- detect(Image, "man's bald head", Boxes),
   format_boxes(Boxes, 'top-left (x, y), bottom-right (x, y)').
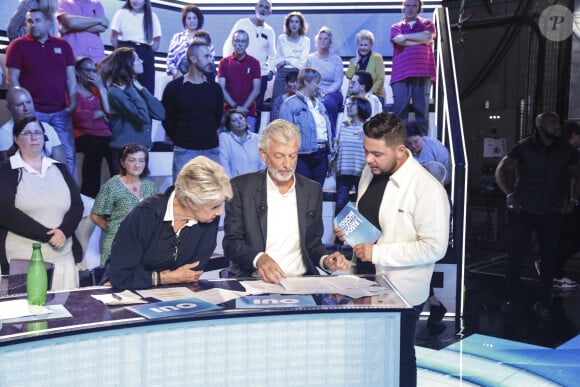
top-left (6, 87), bottom-right (35, 120)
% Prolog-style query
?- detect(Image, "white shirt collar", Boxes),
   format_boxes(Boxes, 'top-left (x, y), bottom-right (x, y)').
top-left (164, 191), bottom-right (198, 231)
top-left (9, 152), bottom-right (57, 177)
top-left (265, 170), bottom-right (296, 196)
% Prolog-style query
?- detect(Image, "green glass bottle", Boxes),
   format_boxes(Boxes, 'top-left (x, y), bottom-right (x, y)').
top-left (26, 242), bottom-right (48, 306)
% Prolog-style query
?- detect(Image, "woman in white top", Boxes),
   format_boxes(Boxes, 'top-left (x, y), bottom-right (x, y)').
top-left (305, 26), bottom-right (344, 138)
top-left (0, 116), bottom-right (82, 289)
top-left (110, 0), bottom-right (162, 94)
top-left (272, 12), bottom-right (310, 104)
top-left (219, 109), bottom-right (264, 178)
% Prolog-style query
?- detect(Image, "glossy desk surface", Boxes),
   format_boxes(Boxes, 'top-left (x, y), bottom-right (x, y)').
top-left (0, 274), bottom-right (411, 346)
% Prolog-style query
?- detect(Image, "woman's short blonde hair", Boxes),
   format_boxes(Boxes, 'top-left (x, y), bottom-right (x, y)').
top-left (175, 156), bottom-right (233, 206)
top-left (297, 67), bottom-right (321, 88)
top-left (315, 26), bottom-right (333, 47)
top-left (355, 29), bottom-right (375, 46)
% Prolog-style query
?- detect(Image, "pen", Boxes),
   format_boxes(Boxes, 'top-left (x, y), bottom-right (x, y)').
top-left (112, 293), bottom-right (122, 301)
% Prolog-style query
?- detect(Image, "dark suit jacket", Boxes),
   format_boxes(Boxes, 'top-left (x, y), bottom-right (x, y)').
top-left (223, 169), bottom-right (329, 277)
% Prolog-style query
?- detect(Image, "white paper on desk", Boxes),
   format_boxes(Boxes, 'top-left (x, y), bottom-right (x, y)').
top-left (91, 290), bottom-right (147, 305)
top-left (340, 286), bottom-right (391, 299)
top-left (136, 286), bottom-right (197, 302)
top-left (239, 280), bottom-right (286, 295)
top-left (1, 304), bottom-right (71, 324)
top-left (192, 288), bottom-right (246, 304)
top-left (280, 275), bottom-right (378, 293)
top-left (0, 299), bottom-right (51, 320)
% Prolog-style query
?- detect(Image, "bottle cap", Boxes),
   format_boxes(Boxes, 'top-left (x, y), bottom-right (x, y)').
top-left (33, 242), bottom-right (41, 248)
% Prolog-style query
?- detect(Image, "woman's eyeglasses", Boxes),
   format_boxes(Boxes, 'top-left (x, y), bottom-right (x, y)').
top-left (19, 131), bottom-right (43, 139)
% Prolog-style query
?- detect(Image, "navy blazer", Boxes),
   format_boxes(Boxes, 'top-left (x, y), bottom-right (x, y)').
top-left (223, 169), bottom-right (329, 277)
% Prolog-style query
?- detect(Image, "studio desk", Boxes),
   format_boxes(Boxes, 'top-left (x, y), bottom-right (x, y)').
top-left (0, 275), bottom-right (411, 387)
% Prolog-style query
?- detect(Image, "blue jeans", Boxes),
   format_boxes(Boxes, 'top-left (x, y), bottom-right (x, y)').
top-left (335, 175), bottom-right (359, 216)
top-left (322, 91), bottom-right (343, 138)
top-left (253, 75), bottom-right (270, 133)
top-left (35, 109), bottom-right (75, 175)
top-left (296, 148), bottom-right (328, 187)
top-left (392, 77), bottom-right (431, 132)
top-left (173, 146), bottom-right (220, 182)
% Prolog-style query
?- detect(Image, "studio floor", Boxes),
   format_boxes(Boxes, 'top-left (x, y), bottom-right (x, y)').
top-left (414, 256), bottom-right (580, 386)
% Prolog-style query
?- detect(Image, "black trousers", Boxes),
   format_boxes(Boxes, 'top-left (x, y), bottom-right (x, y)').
top-left (75, 134), bottom-right (112, 198)
top-left (506, 211), bottom-right (561, 302)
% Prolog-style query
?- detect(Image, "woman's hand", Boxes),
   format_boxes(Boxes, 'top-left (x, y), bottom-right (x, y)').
top-left (160, 262), bottom-right (203, 284)
top-left (47, 228), bottom-right (67, 249)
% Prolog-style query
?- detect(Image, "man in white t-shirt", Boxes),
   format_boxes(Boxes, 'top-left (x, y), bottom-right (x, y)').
top-left (0, 87), bottom-right (65, 163)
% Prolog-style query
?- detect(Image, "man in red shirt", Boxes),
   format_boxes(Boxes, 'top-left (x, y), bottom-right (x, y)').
top-left (218, 30), bottom-right (262, 133)
top-left (390, 0), bottom-right (436, 133)
top-left (6, 7), bottom-right (77, 174)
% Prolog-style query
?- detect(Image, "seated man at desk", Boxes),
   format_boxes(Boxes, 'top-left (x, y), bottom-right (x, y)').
top-left (109, 156), bottom-right (233, 290)
top-left (223, 119), bottom-right (350, 283)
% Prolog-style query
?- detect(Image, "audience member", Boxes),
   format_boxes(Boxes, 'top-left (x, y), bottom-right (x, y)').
top-left (109, 156), bottom-right (233, 290)
top-left (223, 119), bottom-right (350, 282)
top-left (550, 121), bottom-right (580, 289)
top-left (110, 0), bottom-right (161, 94)
top-left (219, 109), bottom-right (264, 177)
top-left (218, 30), bottom-right (262, 132)
top-left (495, 112), bottom-right (579, 321)
top-left (333, 96), bottom-right (372, 217)
top-left (73, 57), bottom-right (112, 198)
top-left (279, 67), bottom-right (333, 186)
top-left (166, 4), bottom-right (204, 79)
top-left (0, 115), bottom-right (83, 289)
top-left (271, 11), bottom-right (309, 104)
top-left (90, 143), bottom-right (156, 265)
top-left (335, 112), bottom-right (449, 386)
top-left (7, 0), bottom-right (58, 41)
top-left (57, 0), bottom-right (108, 64)
top-left (270, 69), bottom-right (297, 122)
top-left (345, 30), bottom-right (386, 105)
top-left (6, 7), bottom-right (77, 175)
top-left (162, 42), bottom-right (224, 181)
top-left (193, 30), bottom-right (217, 82)
top-left (99, 46), bottom-right (165, 174)
top-left (405, 121), bottom-right (450, 185)
top-left (390, 0), bottom-right (436, 130)
top-left (0, 87), bottom-right (65, 164)
top-left (305, 26), bottom-right (343, 137)
top-left (222, 0), bottom-right (276, 132)
top-left (348, 70), bottom-right (383, 118)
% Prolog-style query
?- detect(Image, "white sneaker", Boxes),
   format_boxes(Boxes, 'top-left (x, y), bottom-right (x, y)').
top-left (553, 276), bottom-right (578, 289)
